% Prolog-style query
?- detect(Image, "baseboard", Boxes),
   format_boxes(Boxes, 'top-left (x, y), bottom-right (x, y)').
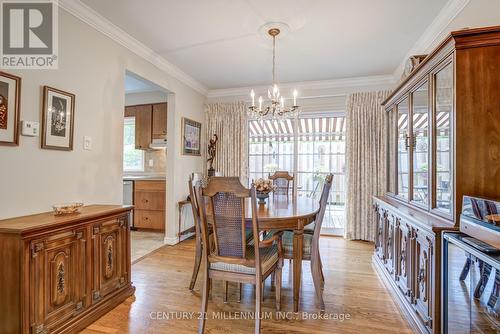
top-left (372, 255), bottom-right (429, 334)
top-left (164, 236), bottom-right (179, 245)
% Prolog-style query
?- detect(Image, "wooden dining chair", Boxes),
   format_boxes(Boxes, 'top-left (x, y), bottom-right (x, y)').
top-left (281, 173), bottom-right (333, 310)
top-left (268, 171), bottom-right (294, 198)
top-left (196, 177), bottom-right (283, 334)
top-left (188, 173), bottom-right (253, 292)
top-left (188, 173), bottom-right (204, 290)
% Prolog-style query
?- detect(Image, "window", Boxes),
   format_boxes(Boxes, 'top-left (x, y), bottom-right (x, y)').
top-left (248, 114), bottom-right (347, 235)
top-left (123, 117), bottom-right (144, 171)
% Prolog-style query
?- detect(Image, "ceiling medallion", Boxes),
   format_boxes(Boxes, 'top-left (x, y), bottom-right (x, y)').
top-left (248, 27), bottom-right (299, 119)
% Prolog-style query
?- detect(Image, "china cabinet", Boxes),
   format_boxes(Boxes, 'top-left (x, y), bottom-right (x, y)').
top-left (374, 26), bottom-right (500, 334)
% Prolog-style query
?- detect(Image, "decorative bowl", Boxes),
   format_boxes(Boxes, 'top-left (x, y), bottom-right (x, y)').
top-left (256, 191), bottom-right (270, 205)
top-left (52, 202), bottom-right (84, 215)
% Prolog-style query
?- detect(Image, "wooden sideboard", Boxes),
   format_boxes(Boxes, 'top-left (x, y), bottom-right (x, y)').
top-left (373, 197), bottom-right (457, 334)
top-left (375, 26), bottom-right (500, 334)
top-left (0, 205), bottom-right (135, 334)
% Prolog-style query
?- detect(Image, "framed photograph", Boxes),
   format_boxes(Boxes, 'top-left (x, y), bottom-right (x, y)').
top-left (0, 71), bottom-right (21, 146)
top-left (182, 117), bottom-right (201, 156)
top-left (41, 86), bottom-right (75, 151)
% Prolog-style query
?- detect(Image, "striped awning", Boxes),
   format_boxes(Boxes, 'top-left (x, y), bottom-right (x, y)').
top-left (398, 112), bottom-right (450, 135)
top-left (249, 117), bottom-right (346, 142)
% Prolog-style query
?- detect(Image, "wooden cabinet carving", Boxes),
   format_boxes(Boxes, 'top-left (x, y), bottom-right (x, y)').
top-left (395, 218), bottom-right (412, 300)
top-left (414, 230), bottom-right (433, 330)
top-left (374, 26), bottom-right (500, 334)
top-left (0, 205), bottom-right (134, 334)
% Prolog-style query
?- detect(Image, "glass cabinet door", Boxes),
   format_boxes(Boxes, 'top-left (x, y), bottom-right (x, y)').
top-left (387, 106), bottom-right (397, 194)
top-left (411, 82), bottom-right (430, 207)
top-left (397, 97), bottom-right (410, 200)
top-left (434, 62), bottom-right (453, 214)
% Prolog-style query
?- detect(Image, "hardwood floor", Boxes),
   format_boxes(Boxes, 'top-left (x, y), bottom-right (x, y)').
top-left (83, 236), bottom-right (411, 333)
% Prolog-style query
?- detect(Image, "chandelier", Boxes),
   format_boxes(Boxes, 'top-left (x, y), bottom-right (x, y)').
top-left (248, 28), bottom-right (299, 119)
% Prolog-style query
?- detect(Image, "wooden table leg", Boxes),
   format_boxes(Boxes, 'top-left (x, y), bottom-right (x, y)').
top-left (293, 219), bottom-right (304, 312)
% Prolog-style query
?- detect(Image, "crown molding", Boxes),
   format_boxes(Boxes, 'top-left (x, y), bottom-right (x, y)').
top-left (207, 74), bottom-right (397, 98)
top-left (58, 0), bottom-right (208, 96)
top-left (393, 0), bottom-right (469, 77)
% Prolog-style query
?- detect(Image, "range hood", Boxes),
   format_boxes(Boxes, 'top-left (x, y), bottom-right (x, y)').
top-left (149, 138), bottom-right (167, 149)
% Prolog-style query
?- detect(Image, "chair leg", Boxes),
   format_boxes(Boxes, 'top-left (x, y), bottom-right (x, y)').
top-left (189, 237), bottom-right (202, 290)
top-left (261, 283), bottom-right (265, 302)
top-left (255, 280), bottom-right (262, 334)
top-left (198, 268), bottom-right (209, 333)
top-left (311, 255), bottom-right (325, 311)
top-left (275, 267), bottom-right (282, 312)
top-left (208, 278), bottom-right (212, 300)
top-left (223, 281), bottom-right (228, 303)
top-left (238, 283), bottom-right (242, 303)
top-left (319, 255), bottom-right (325, 288)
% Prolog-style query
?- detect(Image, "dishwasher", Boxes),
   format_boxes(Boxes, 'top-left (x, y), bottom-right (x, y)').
top-left (123, 180), bottom-right (135, 229)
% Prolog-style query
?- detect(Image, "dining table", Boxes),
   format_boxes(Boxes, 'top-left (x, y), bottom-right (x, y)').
top-left (247, 195), bottom-right (320, 312)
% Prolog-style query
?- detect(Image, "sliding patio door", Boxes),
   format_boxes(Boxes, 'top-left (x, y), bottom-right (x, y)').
top-left (248, 113), bottom-right (346, 235)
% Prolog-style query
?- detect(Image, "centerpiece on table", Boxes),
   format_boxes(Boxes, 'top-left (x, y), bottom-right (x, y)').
top-left (254, 178), bottom-right (275, 204)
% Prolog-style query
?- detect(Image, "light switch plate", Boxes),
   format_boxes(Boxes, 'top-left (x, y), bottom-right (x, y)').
top-left (83, 136), bottom-right (92, 150)
top-left (148, 159), bottom-right (154, 167)
top-left (21, 121), bottom-right (39, 136)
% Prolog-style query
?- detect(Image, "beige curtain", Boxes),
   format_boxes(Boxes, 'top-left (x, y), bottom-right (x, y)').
top-left (205, 102), bottom-right (248, 180)
top-left (345, 90), bottom-right (391, 241)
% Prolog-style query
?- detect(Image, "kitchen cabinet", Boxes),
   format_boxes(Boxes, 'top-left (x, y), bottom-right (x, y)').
top-left (133, 180), bottom-right (166, 231)
top-left (125, 103), bottom-right (167, 150)
top-left (134, 105), bottom-right (153, 150)
top-left (0, 205), bottom-right (134, 334)
top-left (152, 103), bottom-right (167, 140)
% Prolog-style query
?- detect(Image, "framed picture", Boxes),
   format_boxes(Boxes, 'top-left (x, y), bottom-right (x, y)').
top-left (182, 117), bottom-right (201, 156)
top-left (41, 86), bottom-right (75, 151)
top-left (0, 71), bottom-right (21, 146)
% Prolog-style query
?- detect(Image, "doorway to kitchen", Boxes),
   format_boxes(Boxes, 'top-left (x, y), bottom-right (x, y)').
top-left (123, 71), bottom-right (168, 263)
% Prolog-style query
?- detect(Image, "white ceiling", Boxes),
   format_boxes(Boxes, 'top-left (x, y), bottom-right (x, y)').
top-left (81, 0), bottom-right (449, 90)
top-left (124, 73), bottom-right (163, 93)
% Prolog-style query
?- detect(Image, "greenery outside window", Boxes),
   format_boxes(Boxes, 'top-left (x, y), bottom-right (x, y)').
top-left (123, 117), bottom-right (144, 172)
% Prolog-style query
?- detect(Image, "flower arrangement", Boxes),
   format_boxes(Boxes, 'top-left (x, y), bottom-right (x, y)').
top-left (254, 178), bottom-right (275, 194)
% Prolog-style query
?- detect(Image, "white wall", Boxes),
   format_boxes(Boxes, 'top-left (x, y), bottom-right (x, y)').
top-left (0, 9), bottom-right (205, 245)
top-left (125, 90), bottom-right (168, 106)
top-left (431, 0), bottom-right (500, 52)
top-left (207, 80), bottom-right (395, 113)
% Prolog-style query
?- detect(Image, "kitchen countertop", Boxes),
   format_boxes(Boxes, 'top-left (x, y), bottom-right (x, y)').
top-left (123, 175), bottom-right (166, 181)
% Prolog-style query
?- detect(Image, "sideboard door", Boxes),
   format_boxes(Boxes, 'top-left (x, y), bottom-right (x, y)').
top-left (414, 229), bottom-right (434, 331)
top-left (91, 217), bottom-right (129, 304)
top-left (30, 228), bottom-right (87, 333)
top-left (395, 219), bottom-right (413, 303)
